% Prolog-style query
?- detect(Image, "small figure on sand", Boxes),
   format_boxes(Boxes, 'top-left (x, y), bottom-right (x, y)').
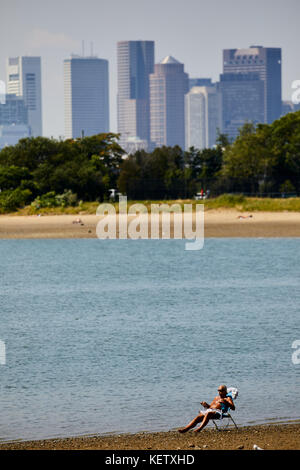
top-left (178, 385), bottom-right (235, 433)
top-left (72, 218), bottom-right (83, 225)
top-left (237, 214), bottom-right (253, 220)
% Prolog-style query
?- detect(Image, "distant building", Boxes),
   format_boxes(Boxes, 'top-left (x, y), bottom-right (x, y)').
top-left (0, 124), bottom-right (31, 149)
top-left (185, 85), bottom-right (222, 150)
top-left (64, 56), bottom-right (109, 139)
top-left (149, 56), bottom-right (189, 149)
top-left (6, 56), bottom-right (42, 137)
top-left (0, 94), bottom-right (31, 148)
top-left (223, 46), bottom-right (282, 124)
top-left (189, 78), bottom-right (212, 90)
top-left (219, 73), bottom-right (265, 141)
top-left (117, 41), bottom-right (154, 150)
top-left (0, 94), bottom-right (29, 126)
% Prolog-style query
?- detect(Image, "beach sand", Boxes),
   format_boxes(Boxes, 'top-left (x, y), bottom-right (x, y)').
top-left (1, 210), bottom-right (300, 239)
top-left (0, 423), bottom-right (299, 450)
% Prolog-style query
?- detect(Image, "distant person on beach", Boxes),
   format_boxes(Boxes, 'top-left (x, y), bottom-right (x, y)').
top-left (178, 385), bottom-right (235, 433)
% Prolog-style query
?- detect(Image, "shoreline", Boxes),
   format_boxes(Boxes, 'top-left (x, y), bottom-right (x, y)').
top-left (0, 422), bottom-right (300, 450)
top-left (1, 210), bottom-right (300, 239)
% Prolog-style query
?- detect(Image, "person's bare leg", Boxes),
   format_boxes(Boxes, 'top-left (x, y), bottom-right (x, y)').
top-left (178, 413), bottom-right (204, 433)
top-left (193, 411), bottom-right (214, 432)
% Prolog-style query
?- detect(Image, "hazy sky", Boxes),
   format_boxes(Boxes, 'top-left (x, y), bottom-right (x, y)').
top-left (0, 0), bottom-right (299, 138)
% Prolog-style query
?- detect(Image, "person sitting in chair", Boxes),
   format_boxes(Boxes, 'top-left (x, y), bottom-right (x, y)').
top-left (178, 385), bottom-right (235, 433)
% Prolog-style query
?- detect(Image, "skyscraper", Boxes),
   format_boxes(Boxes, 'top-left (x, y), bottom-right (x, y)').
top-left (189, 78), bottom-right (212, 90)
top-left (0, 94), bottom-right (28, 126)
top-left (185, 85), bottom-right (222, 150)
top-left (6, 56), bottom-right (42, 136)
top-left (0, 94), bottom-right (31, 149)
top-left (117, 40), bottom-right (154, 150)
top-left (219, 73), bottom-right (265, 141)
top-left (149, 56), bottom-right (189, 149)
top-left (223, 46), bottom-right (282, 124)
top-left (64, 56), bottom-right (109, 139)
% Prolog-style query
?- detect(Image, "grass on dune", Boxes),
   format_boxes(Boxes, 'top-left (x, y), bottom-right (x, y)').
top-left (6, 195), bottom-right (300, 216)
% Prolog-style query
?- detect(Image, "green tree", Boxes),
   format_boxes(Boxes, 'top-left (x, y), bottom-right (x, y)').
top-left (0, 165), bottom-right (30, 190)
top-left (222, 122), bottom-right (274, 194)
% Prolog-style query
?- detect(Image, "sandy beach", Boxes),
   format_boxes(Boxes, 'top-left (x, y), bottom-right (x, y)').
top-left (0, 422), bottom-right (299, 450)
top-left (1, 210), bottom-right (300, 239)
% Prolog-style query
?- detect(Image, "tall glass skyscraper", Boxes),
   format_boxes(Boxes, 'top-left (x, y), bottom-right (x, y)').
top-left (219, 73), bottom-right (265, 141)
top-left (117, 40), bottom-right (154, 150)
top-left (64, 56), bottom-right (109, 139)
top-left (149, 56), bottom-right (189, 149)
top-left (223, 46), bottom-right (282, 124)
top-left (185, 85), bottom-right (222, 150)
top-left (6, 56), bottom-right (42, 137)
top-left (0, 94), bottom-right (31, 149)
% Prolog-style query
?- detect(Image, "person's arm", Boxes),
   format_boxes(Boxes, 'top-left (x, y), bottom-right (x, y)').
top-left (202, 396), bottom-right (218, 408)
top-left (223, 396), bottom-right (235, 410)
top-left (200, 401), bottom-right (210, 409)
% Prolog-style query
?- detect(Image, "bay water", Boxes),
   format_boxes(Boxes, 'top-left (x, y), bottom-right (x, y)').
top-left (0, 238), bottom-right (299, 441)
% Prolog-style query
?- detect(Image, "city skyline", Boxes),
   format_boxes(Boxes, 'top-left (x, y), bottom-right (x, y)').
top-left (0, 44), bottom-right (290, 149)
top-left (1, 0), bottom-right (299, 138)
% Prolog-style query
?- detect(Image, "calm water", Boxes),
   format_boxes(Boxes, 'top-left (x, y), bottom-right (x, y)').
top-left (0, 238), bottom-right (299, 442)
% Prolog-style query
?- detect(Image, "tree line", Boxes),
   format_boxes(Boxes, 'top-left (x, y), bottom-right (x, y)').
top-left (0, 110), bottom-right (300, 212)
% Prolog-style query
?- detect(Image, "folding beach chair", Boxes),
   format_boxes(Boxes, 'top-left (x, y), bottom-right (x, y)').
top-left (212, 410), bottom-right (238, 430)
top-left (212, 387), bottom-right (239, 431)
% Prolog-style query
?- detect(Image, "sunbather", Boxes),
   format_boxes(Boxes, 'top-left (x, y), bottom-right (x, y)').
top-left (178, 385), bottom-right (235, 433)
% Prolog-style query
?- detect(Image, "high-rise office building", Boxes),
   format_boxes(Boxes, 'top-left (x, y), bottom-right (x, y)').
top-left (223, 46), bottom-right (282, 124)
top-left (219, 73), bottom-right (265, 141)
top-left (0, 94), bottom-right (29, 126)
top-left (149, 56), bottom-right (189, 149)
top-left (64, 56), bottom-right (109, 139)
top-left (0, 93), bottom-right (31, 148)
top-left (6, 56), bottom-right (42, 136)
top-left (0, 124), bottom-right (31, 149)
top-left (117, 40), bottom-right (154, 150)
top-left (189, 78), bottom-right (212, 90)
top-left (185, 85), bottom-right (222, 150)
